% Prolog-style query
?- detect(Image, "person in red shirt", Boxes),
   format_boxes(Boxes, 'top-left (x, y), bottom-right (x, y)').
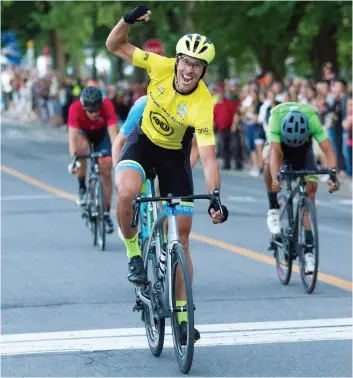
top-left (213, 83), bottom-right (239, 169)
top-left (68, 86), bottom-right (118, 233)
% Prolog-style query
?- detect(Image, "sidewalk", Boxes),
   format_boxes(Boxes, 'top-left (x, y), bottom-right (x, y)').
top-left (2, 114), bottom-right (68, 142)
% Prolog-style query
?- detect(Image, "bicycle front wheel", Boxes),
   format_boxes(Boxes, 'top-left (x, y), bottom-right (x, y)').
top-left (170, 243), bottom-right (194, 374)
top-left (297, 197), bottom-right (319, 294)
top-left (142, 237), bottom-right (165, 357)
top-left (95, 179), bottom-right (105, 251)
top-left (86, 186), bottom-right (98, 246)
top-left (275, 193), bottom-right (293, 285)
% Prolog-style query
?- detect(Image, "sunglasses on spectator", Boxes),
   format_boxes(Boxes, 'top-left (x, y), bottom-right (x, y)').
top-left (178, 55), bottom-right (207, 72)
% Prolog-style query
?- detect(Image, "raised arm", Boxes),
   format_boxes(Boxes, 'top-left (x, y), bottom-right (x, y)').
top-left (106, 5), bottom-right (151, 62)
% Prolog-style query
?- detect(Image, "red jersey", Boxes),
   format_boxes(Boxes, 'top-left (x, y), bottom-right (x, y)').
top-left (214, 99), bottom-right (238, 130)
top-left (68, 99), bottom-right (118, 131)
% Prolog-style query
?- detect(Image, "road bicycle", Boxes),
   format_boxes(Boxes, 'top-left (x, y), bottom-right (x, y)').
top-left (270, 164), bottom-right (337, 294)
top-left (71, 147), bottom-right (110, 251)
top-left (130, 171), bottom-right (225, 374)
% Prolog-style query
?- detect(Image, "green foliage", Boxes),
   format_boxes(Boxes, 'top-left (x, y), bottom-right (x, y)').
top-left (1, 1), bottom-right (351, 80)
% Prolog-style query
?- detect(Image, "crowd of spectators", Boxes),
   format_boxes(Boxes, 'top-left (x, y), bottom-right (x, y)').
top-left (211, 64), bottom-right (352, 180)
top-left (2, 62), bottom-right (352, 180)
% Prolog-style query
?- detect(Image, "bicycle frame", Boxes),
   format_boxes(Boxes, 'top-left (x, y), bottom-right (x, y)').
top-left (135, 199), bottom-right (181, 320)
top-left (132, 188), bottom-right (223, 321)
top-left (139, 179), bottom-right (154, 246)
top-left (280, 176), bottom-right (308, 246)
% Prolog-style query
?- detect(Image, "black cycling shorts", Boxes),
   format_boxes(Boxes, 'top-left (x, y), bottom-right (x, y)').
top-left (281, 143), bottom-right (317, 171)
top-left (79, 128), bottom-right (112, 155)
top-left (118, 126), bottom-right (194, 197)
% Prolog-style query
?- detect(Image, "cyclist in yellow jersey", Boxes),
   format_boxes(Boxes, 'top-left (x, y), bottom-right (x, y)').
top-left (106, 5), bottom-right (228, 342)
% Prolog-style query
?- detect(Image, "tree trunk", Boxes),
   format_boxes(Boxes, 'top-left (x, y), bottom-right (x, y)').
top-left (255, 47), bottom-right (287, 81)
top-left (50, 30), bottom-right (66, 79)
top-left (218, 58), bottom-right (229, 81)
top-left (310, 22), bottom-right (338, 82)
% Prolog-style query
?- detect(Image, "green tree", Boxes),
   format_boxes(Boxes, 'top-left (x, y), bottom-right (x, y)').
top-left (290, 1), bottom-right (352, 80)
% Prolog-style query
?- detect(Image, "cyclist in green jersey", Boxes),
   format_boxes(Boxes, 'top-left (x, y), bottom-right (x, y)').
top-left (263, 102), bottom-right (340, 273)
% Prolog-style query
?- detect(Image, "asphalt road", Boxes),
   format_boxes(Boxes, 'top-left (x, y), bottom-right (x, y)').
top-left (1, 119), bottom-right (352, 377)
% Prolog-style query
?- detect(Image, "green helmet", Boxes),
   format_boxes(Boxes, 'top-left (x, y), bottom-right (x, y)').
top-left (176, 34), bottom-right (215, 64)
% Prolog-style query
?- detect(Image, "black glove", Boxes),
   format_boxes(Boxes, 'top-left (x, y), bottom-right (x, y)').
top-left (123, 5), bottom-right (149, 24)
top-left (208, 200), bottom-right (229, 223)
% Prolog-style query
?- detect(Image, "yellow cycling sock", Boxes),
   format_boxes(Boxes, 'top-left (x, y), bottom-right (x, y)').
top-left (176, 300), bottom-right (187, 324)
top-left (141, 181), bottom-right (148, 194)
top-left (124, 234), bottom-right (142, 259)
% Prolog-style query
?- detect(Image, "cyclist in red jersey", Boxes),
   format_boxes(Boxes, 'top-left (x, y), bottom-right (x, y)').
top-left (67, 86), bottom-right (118, 234)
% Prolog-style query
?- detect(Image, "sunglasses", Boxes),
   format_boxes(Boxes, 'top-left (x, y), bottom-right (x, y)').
top-left (178, 55), bottom-right (207, 72)
top-left (84, 108), bottom-right (100, 114)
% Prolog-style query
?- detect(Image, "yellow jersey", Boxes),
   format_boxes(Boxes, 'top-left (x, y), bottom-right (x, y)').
top-left (132, 48), bottom-right (215, 150)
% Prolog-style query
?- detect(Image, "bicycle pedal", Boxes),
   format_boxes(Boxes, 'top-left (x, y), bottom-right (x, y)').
top-left (132, 303), bottom-right (144, 312)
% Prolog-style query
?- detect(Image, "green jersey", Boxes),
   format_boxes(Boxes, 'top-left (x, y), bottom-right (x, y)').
top-left (267, 102), bottom-right (328, 145)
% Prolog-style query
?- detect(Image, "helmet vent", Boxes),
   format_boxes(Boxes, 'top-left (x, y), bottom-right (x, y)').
top-left (199, 46), bottom-right (208, 53)
top-left (193, 40), bottom-right (200, 52)
top-left (186, 40), bottom-right (190, 50)
top-left (295, 122), bottom-right (299, 133)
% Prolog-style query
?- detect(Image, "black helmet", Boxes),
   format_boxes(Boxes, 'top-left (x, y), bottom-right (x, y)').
top-left (80, 86), bottom-right (103, 111)
top-left (281, 111), bottom-right (309, 147)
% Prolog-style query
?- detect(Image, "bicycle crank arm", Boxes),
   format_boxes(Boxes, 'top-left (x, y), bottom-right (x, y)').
top-left (135, 286), bottom-right (152, 308)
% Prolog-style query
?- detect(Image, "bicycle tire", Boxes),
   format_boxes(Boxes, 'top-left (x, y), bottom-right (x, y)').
top-left (275, 193), bottom-right (293, 285)
top-left (142, 237), bottom-right (165, 357)
top-left (170, 243), bottom-right (194, 374)
top-left (87, 184), bottom-right (98, 246)
top-left (297, 196), bottom-right (319, 294)
top-left (95, 179), bottom-right (105, 251)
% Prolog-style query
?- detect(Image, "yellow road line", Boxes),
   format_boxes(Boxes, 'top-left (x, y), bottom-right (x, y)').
top-left (2, 164), bottom-right (352, 292)
top-left (1, 165), bottom-right (76, 201)
top-left (190, 234), bottom-right (352, 292)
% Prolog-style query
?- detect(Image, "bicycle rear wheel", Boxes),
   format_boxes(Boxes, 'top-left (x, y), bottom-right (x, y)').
top-left (275, 193), bottom-right (293, 285)
top-left (297, 197), bottom-right (319, 294)
top-left (95, 179), bottom-right (105, 251)
top-left (142, 237), bottom-right (165, 357)
top-left (170, 243), bottom-right (194, 374)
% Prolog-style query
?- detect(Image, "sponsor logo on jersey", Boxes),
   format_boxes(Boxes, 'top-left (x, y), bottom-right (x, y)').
top-left (150, 111), bottom-right (174, 136)
top-left (143, 52), bottom-right (149, 61)
top-left (197, 127), bottom-right (210, 134)
top-left (157, 86), bottom-right (165, 95)
top-left (177, 104), bottom-right (187, 120)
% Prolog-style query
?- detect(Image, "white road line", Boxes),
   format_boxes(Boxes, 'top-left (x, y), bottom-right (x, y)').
top-left (227, 196), bottom-right (257, 202)
top-left (2, 318), bottom-right (352, 356)
top-left (0, 194), bottom-right (65, 201)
